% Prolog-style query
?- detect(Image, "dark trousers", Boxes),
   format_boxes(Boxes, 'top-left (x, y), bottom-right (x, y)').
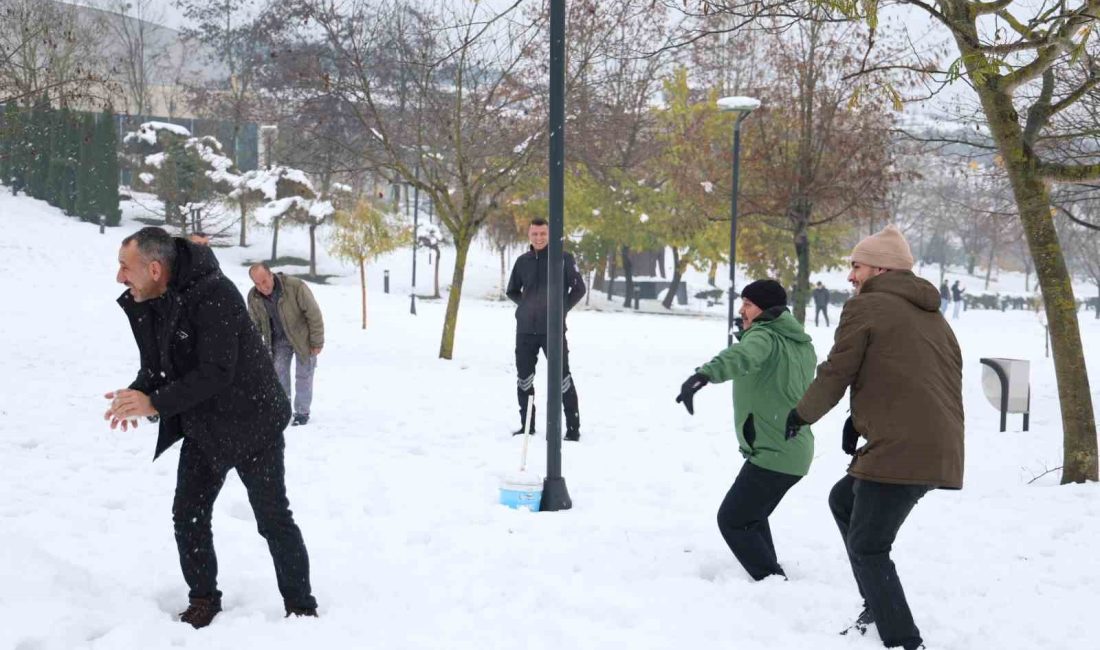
top-left (515, 332), bottom-right (580, 429)
top-left (815, 305), bottom-right (829, 326)
top-left (829, 475), bottom-right (930, 650)
top-left (717, 461), bottom-right (801, 581)
top-left (173, 438), bottom-right (317, 609)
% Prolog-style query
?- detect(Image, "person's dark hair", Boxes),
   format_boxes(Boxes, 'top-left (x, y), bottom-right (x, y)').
top-left (529, 218), bottom-right (548, 227)
top-left (122, 227), bottom-right (176, 271)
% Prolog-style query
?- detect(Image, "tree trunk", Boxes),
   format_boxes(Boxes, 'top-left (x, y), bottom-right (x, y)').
top-left (1095, 282), bottom-right (1099, 319)
top-left (972, 81), bottom-right (1098, 482)
top-left (593, 252), bottom-right (607, 293)
top-left (662, 248), bottom-right (688, 310)
top-left (438, 233), bottom-right (472, 359)
top-left (499, 245), bottom-right (507, 300)
top-left (1024, 259), bottom-right (1032, 292)
top-left (309, 224), bottom-right (317, 277)
top-left (239, 203), bottom-right (247, 247)
top-left (983, 236), bottom-right (999, 290)
top-left (359, 257), bottom-right (367, 329)
top-left (621, 245), bottom-right (634, 308)
top-left (708, 261), bottom-right (717, 287)
top-left (967, 253), bottom-right (977, 276)
top-left (433, 245), bottom-right (441, 298)
top-left (657, 248), bottom-right (666, 279)
top-left (270, 216), bottom-right (280, 262)
top-left (793, 227), bottom-right (811, 323)
top-left (606, 247), bottom-right (617, 300)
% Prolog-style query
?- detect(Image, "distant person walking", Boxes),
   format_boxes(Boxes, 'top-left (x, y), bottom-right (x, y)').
top-left (951, 281), bottom-right (965, 319)
top-left (247, 263), bottom-right (325, 426)
top-left (812, 281), bottom-right (831, 327)
top-left (939, 280), bottom-right (950, 314)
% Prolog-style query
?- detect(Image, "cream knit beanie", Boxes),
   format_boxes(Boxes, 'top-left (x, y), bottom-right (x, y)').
top-left (850, 225), bottom-right (914, 271)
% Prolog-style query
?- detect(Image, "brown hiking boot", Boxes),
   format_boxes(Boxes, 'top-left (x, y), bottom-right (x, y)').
top-left (285, 605), bottom-right (319, 618)
top-left (179, 596), bottom-right (222, 629)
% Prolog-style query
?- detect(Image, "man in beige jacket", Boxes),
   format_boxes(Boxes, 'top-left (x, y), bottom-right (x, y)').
top-left (785, 225), bottom-right (963, 650)
top-left (247, 263), bottom-right (325, 426)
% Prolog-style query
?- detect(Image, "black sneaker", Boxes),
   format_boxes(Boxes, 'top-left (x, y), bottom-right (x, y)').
top-left (564, 427), bottom-right (580, 442)
top-left (512, 407), bottom-right (536, 436)
top-left (179, 596), bottom-right (222, 629)
top-left (840, 606), bottom-right (874, 636)
top-left (285, 605), bottom-right (319, 618)
top-left (291, 414), bottom-right (310, 426)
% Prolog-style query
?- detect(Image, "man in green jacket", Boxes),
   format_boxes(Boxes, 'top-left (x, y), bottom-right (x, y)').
top-left (785, 225), bottom-right (963, 650)
top-left (676, 279), bottom-right (816, 581)
top-left (247, 263), bottom-right (325, 426)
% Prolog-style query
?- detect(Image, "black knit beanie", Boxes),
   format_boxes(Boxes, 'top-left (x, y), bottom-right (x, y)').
top-left (740, 279), bottom-right (787, 311)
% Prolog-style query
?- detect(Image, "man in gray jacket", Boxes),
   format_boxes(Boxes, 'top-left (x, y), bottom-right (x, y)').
top-left (248, 263), bottom-right (325, 426)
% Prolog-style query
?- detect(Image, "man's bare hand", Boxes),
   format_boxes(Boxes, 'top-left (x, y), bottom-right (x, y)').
top-left (311, 347), bottom-right (322, 356)
top-left (104, 389), bottom-right (156, 431)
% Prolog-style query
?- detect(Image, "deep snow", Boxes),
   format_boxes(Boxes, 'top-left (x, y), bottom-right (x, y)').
top-left (1, 190), bottom-right (1098, 650)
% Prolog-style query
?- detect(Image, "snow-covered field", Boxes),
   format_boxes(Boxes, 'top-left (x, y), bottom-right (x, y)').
top-left (1, 191), bottom-right (1098, 650)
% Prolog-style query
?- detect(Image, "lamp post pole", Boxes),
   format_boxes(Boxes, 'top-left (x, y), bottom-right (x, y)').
top-left (542, 0), bottom-right (571, 512)
top-left (717, 96), bottom-right (760, 347)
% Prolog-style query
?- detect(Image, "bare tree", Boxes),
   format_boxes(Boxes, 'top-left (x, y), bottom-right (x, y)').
top-left (279, 0), bottom-right (544, 359)
top-left (0, 0), bottom-right (112, 106)
top-left (98, 0), bottom-right (167, 118)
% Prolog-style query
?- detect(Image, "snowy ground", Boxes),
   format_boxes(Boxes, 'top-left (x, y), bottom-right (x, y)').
top-left (1, 191), bottom-right (1098, 650)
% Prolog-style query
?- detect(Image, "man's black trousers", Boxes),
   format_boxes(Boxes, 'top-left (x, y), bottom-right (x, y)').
top-left (829, 474), bottom-right (931, 650)
top-left (717, 461), bottom-right (801, 581)
top-left (515, 332), bottom-right (580, 430)
top-left (172, 437), bottom-right (317, 609)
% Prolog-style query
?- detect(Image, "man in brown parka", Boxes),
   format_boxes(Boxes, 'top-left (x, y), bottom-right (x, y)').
top-left (784, 225), bottom-right (963, 650)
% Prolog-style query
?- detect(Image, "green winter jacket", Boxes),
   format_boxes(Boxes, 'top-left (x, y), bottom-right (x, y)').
top-left (698, 309), bottom-right (816, 477)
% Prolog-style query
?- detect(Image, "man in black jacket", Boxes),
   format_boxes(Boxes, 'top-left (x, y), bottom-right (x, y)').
top-left (812, 281), bottom-right (831, 327)
top-left (506, 218), bottom-right (586, 440)
top-left (105, 227), bottom-right (318, 628)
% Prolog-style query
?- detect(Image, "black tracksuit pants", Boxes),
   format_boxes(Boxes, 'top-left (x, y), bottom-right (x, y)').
top-left (716, 461), bottom-right (801, 581)
top-left (172, 437), bottom-right (317, 609)
top-left (515, 331), bottom-right (580, 430)
top-left (829, 474), bottom-right (931, 650)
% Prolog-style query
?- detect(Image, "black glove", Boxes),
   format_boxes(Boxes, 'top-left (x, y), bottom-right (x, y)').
top-left (676, 372), bottom-right (709, 415)
top-left (784, 409), bottom-right (807, 440)
top-left (842, 417), bottom-right (860, 455)
top-left (733, 316), bottom-right (745, 338)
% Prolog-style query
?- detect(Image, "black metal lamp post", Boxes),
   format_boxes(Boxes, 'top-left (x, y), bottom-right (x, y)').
top-left (541, 0), bottom-right (571, 512)
top-left (717, 96), bottom-right (760, 348)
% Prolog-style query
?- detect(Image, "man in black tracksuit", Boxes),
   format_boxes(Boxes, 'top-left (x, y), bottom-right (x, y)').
top-left (506, 218), bottom-right (586, 440)
top-left (106, 227), bottom-right (318, 628)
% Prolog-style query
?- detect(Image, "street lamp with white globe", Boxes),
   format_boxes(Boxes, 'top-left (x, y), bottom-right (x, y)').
top-left (717, 95), bottom-right (760, 347)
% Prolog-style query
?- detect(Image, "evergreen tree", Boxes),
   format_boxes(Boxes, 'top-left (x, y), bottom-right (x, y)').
top-left (27, 96), bottom-right (52, 200)
top-left (60, 110), bottom-right (81, 214)
top-left (7, 105), bottom-right (28, 193)
top-left (75, 113), bottom-right (96, 221)
top-left (0, 103), bottom-right (14, 185)
top-left (46, 108), bottom-right (68, 210)
top-left (98, 109), bottom-right (121, 225)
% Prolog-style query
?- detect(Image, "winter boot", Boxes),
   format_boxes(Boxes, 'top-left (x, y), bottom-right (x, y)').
top-left (513, 405), bottom-right (536, 436)
top-left (291, 413), bottom-right (310, 426)
top-left (564, 426), bottom-right (580, 442)
top-left (839, 606), bottom-right (874, 636)
top-left (179, 596), bottom-right (222, 629)
top-left (285, 604), bottom-right (319, 618)
top-left (564, 412), bottom-right (580, 441)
